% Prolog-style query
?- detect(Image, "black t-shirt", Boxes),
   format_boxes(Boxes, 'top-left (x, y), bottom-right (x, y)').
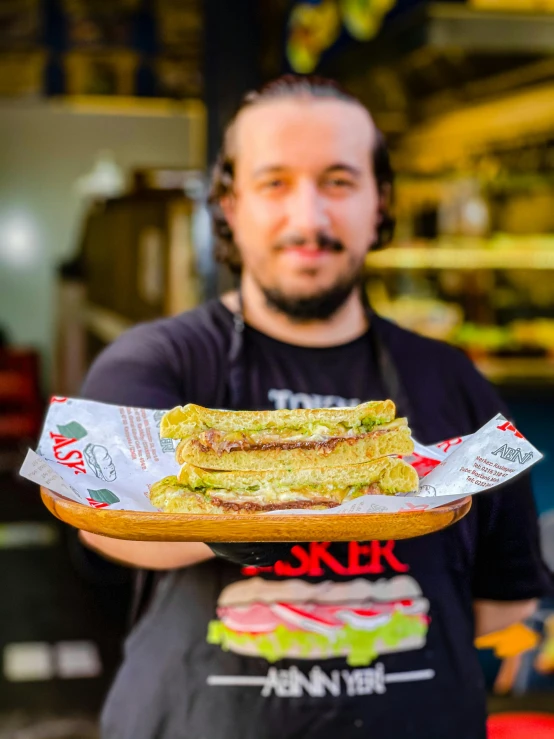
top-left (82, 300), bottom-right (550, 739)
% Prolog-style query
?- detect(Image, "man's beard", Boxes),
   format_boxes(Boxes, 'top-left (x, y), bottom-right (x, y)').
top-left (248, 231), bottom-right (366, 321)
top-left (260, 273), bottom-right (363, 321)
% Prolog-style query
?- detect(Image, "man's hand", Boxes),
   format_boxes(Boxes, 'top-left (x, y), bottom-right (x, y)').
top-left (79, 532), bottom-right (293, 570)
top-left (473, 598), bottom-right (538, 638)
top-left (79, 530), bottom-right (214, 570)
top-left (206, 542), bottom-right (295, 567)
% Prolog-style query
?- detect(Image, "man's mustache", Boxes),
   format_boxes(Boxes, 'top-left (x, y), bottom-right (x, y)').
top-left (274, 233), bottom-right (345, 252)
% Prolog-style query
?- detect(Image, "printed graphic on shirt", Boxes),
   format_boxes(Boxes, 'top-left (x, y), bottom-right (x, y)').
top-left (207, 575), bottom-right (430, 667)
top-left (207, 662), bottom-right (436, 697)
top-left (268, 389), bottom-right (360, 410)
top-left (242, 541), bottom-right (410, 579)
top-left (205, 390), bottom-right (435, 693)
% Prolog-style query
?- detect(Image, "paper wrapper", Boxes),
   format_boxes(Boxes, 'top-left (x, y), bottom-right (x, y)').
top-left (20, 397), bottom-right (542, 515)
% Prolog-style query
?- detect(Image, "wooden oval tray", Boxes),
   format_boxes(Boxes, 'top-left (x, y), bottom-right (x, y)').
top-left (40, 487), bottom-right (471, 542)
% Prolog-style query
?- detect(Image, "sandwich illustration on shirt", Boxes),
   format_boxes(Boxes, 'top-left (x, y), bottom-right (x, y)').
top-left (207, 576), bottom-right (430, 666)
top-left (150, 399), bottom-right (417, 514)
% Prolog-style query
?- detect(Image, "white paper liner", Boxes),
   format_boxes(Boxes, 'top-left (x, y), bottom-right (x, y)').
top-left (20, 398), bottom-right (542, 515)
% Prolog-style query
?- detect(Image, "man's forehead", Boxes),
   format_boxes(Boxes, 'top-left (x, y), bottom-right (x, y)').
top-left (232, 97), bottom-right (376, 171)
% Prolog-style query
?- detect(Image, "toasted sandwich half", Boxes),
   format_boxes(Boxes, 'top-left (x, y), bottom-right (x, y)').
top-left (149, 457), bottom-right (418, 514)
top-left (161, 399), bottom-right (413, 471)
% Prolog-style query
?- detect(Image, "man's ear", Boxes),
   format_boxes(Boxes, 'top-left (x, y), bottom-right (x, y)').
top-left (220, 194), bottom-right (236, 232)
top-left (370, 181), bottom-right (394, 251)
top-left (377, 181), bottom-right (392, 218)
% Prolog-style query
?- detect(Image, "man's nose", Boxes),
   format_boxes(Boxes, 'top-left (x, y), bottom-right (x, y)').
top-left (286, 180), bottom-right (330, 235)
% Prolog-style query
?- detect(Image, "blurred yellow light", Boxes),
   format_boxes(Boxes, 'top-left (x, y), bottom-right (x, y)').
top-left (470, 0), bottom-right (554, 10)
top-left (398, 83), bottom-right (554, 173)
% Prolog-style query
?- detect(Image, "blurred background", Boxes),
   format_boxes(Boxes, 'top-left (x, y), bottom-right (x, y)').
top-left (0, 0), bottom-right (553, 736)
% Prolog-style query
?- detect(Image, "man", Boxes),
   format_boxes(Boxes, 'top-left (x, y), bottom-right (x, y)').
top-left (78, 76), bottom-right (549, 739)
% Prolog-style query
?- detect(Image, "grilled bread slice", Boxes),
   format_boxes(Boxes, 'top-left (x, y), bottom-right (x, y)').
top-left (161, 398), bottom-right (412, 471)
top-left (174, 419), bottom-right (412, 470)
top-left (149, 457), bottom-right (418, 514)
top-left (161, 399), bottom-right (396, 440)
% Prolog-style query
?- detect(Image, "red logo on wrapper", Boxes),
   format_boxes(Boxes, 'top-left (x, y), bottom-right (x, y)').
top-left (496, 421), bottom-right (524, 439)
top-left (86, 498), bottom-right (109, 509)
top-left (399, 503), bottom-right (430, 512)
top-left (49, 432), bottom-right (87, 475)
top-left (436, 437), bottom-right (463, 453)
top-left (410, 453), bottom-right (441, 478)
top-left (50, 397), bottom-right (68, 404)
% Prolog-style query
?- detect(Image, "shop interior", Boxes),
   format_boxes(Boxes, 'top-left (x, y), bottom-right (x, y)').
top-left (0, 0), bottom-right (553, 736)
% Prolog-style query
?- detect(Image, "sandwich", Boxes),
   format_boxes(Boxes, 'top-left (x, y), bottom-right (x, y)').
top-left (207, 576), bottom-right (430, 665)
top-left (161, 399), bottom-right (413, 471)
top-left (148, 456), bottom-right (418, 514)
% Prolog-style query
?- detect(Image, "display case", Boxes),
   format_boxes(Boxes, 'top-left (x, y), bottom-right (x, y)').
top-left (63, 49), bottom-right (139, 96)
top-left (368, 110), bottom-right (554, 388)
top-left (366, 235), bottom-right (554, 386)
top-left (54, 186), bottom-right (203, 395)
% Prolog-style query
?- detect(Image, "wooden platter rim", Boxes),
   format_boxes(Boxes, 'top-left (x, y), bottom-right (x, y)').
top-left (40, 487), bottom-right (472, 542)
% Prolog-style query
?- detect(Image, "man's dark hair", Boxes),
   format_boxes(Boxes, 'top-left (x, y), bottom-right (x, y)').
top-left (208, 74), bottom-right (395, 275)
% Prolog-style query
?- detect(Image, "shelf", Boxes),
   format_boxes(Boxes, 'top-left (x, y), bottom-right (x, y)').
top-left (367, 248), bottom-right (554, 270)
top-left (473, 356), bottom-right (554, 385)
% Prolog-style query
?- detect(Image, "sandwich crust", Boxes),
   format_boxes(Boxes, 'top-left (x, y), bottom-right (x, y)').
top-left (177, 456), bottom-right (417, 493)
top-left (149, 457), bottom-right (418, 514)
top-left (161, 399), bottom-right (396, 439)
top-left (148, 476), bottom-right (339, 514)
top-left (176, 425), bottom-right (413, 470)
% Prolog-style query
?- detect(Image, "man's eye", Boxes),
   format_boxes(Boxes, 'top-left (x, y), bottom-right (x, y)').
top-left (262, 179), bottom-right (285, 190)
top-left (326, 178), bottom-right (353, 188)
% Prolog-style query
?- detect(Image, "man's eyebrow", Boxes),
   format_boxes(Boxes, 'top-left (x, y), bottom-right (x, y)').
top-left (324, 164), bottom-right (362, 177)
top-left (252, 165), bottom-right (288, 178)
top-left (252, 163), bottom-right (363, 177)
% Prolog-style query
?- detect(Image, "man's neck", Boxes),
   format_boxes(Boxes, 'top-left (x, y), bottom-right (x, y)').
top-left (220, 274), bottom-right (368, 348)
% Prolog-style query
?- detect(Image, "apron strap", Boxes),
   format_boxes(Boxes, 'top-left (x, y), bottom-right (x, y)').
top-left (365, 309), bottom-right (415, 422)
top-left (227, 293), bottom-right (246, 409)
